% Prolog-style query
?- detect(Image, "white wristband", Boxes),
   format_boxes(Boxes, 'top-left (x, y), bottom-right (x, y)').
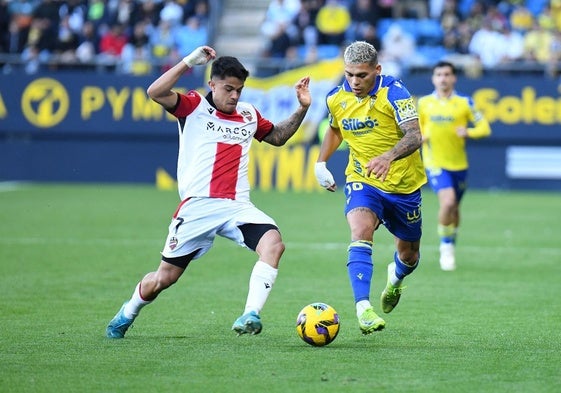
top-left (182, 56), bottom-right (194, 68)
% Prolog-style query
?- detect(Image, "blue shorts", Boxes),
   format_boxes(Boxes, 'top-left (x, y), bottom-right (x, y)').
top-left (426, 168), bottom-right (467, 202)
top-left (344, 182), bottom-right (422, 242)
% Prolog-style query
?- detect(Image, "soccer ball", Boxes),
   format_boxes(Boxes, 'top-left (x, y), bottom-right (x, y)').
top-left (296, 302), bottom-right (340, 347)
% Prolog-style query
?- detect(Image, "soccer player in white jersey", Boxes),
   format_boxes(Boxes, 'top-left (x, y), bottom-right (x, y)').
top-left (106, 46), bottom-right (311, 338)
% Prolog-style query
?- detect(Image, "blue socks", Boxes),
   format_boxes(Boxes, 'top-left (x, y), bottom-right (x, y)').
top-left (347, 241), bottom-right (373, 303)
top-left (393, 251), bottom-right (418, 280)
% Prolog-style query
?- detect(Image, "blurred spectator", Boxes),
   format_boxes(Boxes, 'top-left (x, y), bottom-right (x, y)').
top-left (7, 0), bottom-right (36, 35)
top-left (537, 4), bottom-right (556, 30)
top-left (106, 0), bottom-right (139, 34)
top-left (376, 0), bottom-right (395, 19)
top-left (522, 20), bottom-right (553, 64)
top-left (75, 20), bottom-right (98, 63)
top-left (464, 1), bottom-right (485, 32)
top-left (552, 0), bottom-right (561, 30)
top-left (28, 0), bottom-right (61, 54)
top-left (0, 0), bottom-right (11, 52)
top-left (150, 19), bottom-right (175, 64)
top-left (468, 19), bottom-right (504, 68)
top-left (121, 20), bottom-right (151, 74)
top-left (357, 23), bottom-right (381, 50)
top-left (53, 13), bottom-right (81, 66)
top-left (136, 0), bottom-right (162, 27)
top-left (393, 0), bottom-right (429, 19)
top-left (486, 4), bottom-right (508, 30)
top-left (346, 0), bottom-right (379, 43)
top-left (173, 16), bottom-right (207, 60)
top-left (290, 0), bottom-right (323, 47)
top-left (190, 0), bottom-right (210, 26)
top-left (160, 0), bottom-right (184, 27)
top-left (87, 0), bottom-right (109, 29)
top-left (21, 43), bottom-right (50, 73)
top-left (98, 23), bottom-right (128, 65)
top-left (546, 29), bottom-right (561, 77)
top-left (3, 12), bottom-right (30, 56)
top-left (261, 0), bottom-right (300, 58)
top-left (315, 0), bottom-right (351, 46)
top-left (440, 0), bottom-right (461, 34)
top-left (380, 23), bottom-right (425, 76)
top-left (509, 3), bottom-right (535, 32)
top-left (59, 0), bottom-right (88, 35)
top-left (429, 0), bottom-right (446, 19)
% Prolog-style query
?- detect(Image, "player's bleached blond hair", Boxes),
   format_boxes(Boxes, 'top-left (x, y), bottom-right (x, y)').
top-left (343, 41), bottom-right (378, 65)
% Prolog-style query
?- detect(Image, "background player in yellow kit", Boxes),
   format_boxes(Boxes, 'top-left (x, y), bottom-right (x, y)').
top-left (417, 61), bottom-right (491, 271)
top-left (315, 41), bottom-right (426, 334)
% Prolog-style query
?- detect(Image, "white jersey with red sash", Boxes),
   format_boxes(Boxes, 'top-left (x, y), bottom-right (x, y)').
top-left (171, 90), bottom-right (274, 202)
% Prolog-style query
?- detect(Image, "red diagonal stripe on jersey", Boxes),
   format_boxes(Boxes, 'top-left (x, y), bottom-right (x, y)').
top-left (210, 142), bottom-right (242, 199)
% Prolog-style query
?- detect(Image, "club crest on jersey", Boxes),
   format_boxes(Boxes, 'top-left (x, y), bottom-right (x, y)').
top-left (240, 110), bottom-right (253, 122)
top-left (168, 236), bottom-right (178, 250)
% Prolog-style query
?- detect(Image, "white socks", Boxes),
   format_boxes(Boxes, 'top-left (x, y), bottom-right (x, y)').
top-left (356, 300), bottom-right (372, 317)
top-left (123, 283), bottom-right (152, 319)
top-left (243, 261), bottom-right (278, 315)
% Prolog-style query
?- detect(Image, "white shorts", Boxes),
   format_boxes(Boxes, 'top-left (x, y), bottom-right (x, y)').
top-left (161, 197), bottom-right (277, 260)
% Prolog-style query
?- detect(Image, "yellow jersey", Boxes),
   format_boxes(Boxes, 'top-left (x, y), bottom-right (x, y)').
top-left (417, 91), bottom-right (491, 171)
top-left (327, 75), bottom-right (426, 194)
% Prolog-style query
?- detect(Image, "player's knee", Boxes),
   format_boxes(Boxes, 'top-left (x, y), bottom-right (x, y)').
top-left (441, 197), bottom-right (457, 212)
top-left (269, 238), bottom-right (285, 258)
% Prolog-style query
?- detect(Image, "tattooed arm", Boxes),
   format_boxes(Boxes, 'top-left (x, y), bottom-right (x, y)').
top-left (263, 77), bottom-right (311, 146)
top-left (365, 118), bottom-right (423, 181)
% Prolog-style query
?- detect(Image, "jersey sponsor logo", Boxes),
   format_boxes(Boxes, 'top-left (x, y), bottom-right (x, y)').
top-left (341, 117), bottom-right (378, 131)
top-left (206, 121), bottom-right (252, 140)
top-left (429, 115), bottom-right (454, 122)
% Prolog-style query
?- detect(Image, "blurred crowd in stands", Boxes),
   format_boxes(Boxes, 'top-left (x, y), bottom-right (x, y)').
top-left (259, 0), bottom-right (561, 77)
top-left (2, 0), bottom-right (560, 77)
top-left (0, 0), bottom-right (210, 74)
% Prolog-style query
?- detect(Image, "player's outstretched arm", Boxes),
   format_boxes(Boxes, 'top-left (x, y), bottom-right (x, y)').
top-left (147, 46), bottom-right (216, 109)
top-left (263, 76), bottom-right (311, 146)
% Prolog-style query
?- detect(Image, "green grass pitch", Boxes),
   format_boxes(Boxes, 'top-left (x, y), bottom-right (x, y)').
top-left (0, 183), bottom-right (559, 392)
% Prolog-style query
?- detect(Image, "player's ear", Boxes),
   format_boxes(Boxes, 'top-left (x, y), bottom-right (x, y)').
top-left (376, 63), bottom-right (382, 75)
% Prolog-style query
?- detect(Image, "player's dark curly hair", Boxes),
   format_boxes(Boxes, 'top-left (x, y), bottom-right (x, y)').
top-left (210, 56), bottom-right (249, 81)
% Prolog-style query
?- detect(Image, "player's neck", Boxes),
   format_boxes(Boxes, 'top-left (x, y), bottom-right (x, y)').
top-left (436, 90), bottom-right (453, 99)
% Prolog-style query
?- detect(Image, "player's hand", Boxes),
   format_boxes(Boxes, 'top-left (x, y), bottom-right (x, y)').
top-left (294, 76), bottom-right (311, 109)
top-left (183, 46), bottom-right (216, 67)
top-left (456, 126), bottom-right (468, 138)
top-left (366, 154), bottom-right (391, 182)
top-left (315, 162), bottom-right (337, 192)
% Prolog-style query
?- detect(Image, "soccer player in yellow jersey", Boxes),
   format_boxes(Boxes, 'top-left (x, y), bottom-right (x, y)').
top-left (314, 41), bottom-right (426, 334)
top-left (417, 61), bottom-right (491, 271)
